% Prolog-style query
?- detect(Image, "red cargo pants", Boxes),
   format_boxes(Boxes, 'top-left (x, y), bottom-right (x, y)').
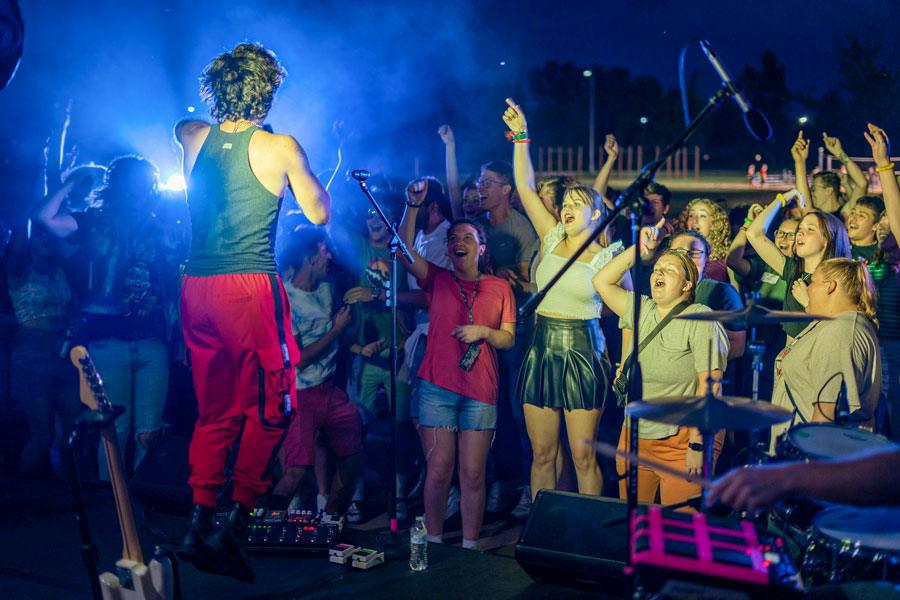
top-left (181, 272), bottom-right (300, 510)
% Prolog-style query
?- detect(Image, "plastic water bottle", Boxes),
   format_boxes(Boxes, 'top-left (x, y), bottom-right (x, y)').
top-left (409, 516), bottom-right (428, 571)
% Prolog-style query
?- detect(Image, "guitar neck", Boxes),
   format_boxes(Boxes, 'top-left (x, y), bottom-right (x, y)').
top-left (101, 426), bottom-right (144, 565)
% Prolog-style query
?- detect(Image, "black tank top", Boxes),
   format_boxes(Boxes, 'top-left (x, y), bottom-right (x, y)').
top-left (185, 124), bottom-right (281, 275)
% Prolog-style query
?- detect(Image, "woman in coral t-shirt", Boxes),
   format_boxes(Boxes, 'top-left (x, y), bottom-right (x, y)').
top-left (400, 179), bottom-right (516, 550)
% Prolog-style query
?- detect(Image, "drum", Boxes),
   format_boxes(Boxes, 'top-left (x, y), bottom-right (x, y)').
top-left (803, 507), bottom-right (900, 584)
top-left (781, 423), bottom-right (899, 461)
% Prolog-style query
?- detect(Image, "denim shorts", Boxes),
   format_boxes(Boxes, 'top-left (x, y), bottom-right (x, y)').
top-left (417, 379), bottom-right (497, 431)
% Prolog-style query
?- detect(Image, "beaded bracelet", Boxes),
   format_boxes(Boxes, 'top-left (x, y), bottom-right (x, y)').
top-left (505, 131), bottom-right (529, 141)
top-left (512, 138), bottom-right (531, 144)
top-left (876, 162), bottom-right (895, 173)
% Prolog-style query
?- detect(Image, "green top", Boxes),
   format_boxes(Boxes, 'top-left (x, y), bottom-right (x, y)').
top-left (185, 124), bottom-right (282, 276)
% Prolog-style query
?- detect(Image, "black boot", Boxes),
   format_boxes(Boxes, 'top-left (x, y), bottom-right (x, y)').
top-left (208, 501), bottom-right (254, 584)
top-left (176, 504), bottom-right (219, 574)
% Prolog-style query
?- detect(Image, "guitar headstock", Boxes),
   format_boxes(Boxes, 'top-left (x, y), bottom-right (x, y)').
top-left (70, 345), bottom-right (110, 412)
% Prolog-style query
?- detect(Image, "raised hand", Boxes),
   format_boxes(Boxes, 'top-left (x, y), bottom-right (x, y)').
top-left (822, 132), bottom-right (844, 157)
top-left (638, 217), bottom-right (665, 256)
top-left (604, 134), bottom-right (619, 160)
top-left (747, 203), bottom-right (764, 221)
top-left (438, 124), bottom-right (455, 146)
top-left (864, 123), bottom-right (891, 167)
top-left (502, 98), bottom-right (528, 133)
top-left (407, 179), bottom-right (428, 206)
top-left (790, 131), bottom-right (809, 162)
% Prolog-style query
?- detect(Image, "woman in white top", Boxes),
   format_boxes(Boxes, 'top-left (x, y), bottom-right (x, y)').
top-left (503, 99), bottom-right (630, 499)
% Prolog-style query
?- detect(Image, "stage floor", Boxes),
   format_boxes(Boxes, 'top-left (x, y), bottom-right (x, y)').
top-left (0, 471), bottom-right (605, 600)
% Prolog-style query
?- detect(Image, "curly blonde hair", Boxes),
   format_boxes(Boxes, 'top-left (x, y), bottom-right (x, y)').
top-left (678, 198), bottom-right (730, 261)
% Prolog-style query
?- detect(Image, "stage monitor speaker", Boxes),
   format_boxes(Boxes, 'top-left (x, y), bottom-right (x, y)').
top-left (131, 435), bottom-right (193, 515)
top-left (516, 490), bottom-right (648, 593)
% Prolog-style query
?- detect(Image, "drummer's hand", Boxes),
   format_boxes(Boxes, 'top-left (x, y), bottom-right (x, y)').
top-left (685, 448), bottom-right (704, 476)
top-left (706, 464), bottom-right (793, 513)
top-left (791, 279), bottom-right (810, 308)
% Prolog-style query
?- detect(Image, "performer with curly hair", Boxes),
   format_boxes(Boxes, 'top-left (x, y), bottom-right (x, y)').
top-left (174, 42), bottom-right (330, 582)
top-left (679, 198), bottom-right (731, 283)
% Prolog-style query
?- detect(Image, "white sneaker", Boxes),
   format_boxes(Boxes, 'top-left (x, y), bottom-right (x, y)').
top-left (445, 486), bottom-right (460, 520)
top-left (510, 486), bottom-right (532, 520)
top-left (346, 501), bottom-right (362, 524)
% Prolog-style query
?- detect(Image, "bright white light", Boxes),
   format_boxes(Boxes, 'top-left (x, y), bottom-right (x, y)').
top-left (187, 106), bottom-right (195, 113)
top-left (798, 116), bottom-right (808, 124)
top-left (583, 70), bottom-right (593, 78)
top-left (160, 173), bottom-right (185, 192)
top-left (639, 116), bottom-right (648, 124)
top-left (499, 61), bottom-right (506, 66)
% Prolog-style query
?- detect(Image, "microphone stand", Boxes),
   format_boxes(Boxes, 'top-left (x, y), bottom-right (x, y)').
top-left (352, 173), bottom-right (414, 553)
top-left (519, 84), bottom-right (732, 549)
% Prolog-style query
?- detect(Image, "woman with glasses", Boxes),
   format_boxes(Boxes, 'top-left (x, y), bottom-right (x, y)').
top-left (679, 198), bottom-right (732, 283)
top-left (666, 231), bottom-right (745, 360)
top-left (502, 99), bottom-right (628, 501)
top-left (593, 241), bottom-right (728, 505)
top-left (745, 195), bottom-right (852, 342)
top-left (399, 180), bottom-right (516, 549)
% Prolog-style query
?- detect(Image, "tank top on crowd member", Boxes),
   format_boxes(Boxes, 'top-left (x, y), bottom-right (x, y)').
top-left (186, 124), bottom-right (282, 276)
top-left (534, 222), bottom-right (623, 320)
top-left (9, 266), bottom-right (71, 326)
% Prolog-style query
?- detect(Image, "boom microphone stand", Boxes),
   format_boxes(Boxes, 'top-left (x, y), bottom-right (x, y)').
top-left (520, 85), bottom-right (733, 545)
top-left (351, 170), bottom-right (414, 551)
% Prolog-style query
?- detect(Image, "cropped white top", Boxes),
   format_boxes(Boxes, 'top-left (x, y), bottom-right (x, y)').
top-left (534, 222), bottom-right (623, 319)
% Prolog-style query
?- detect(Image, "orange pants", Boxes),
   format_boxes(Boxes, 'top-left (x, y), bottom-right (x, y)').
top-left (616, 427), bottom-right (723, 507)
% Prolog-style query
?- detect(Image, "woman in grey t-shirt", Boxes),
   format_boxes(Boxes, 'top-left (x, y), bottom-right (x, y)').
top-left (594, 244), bottom-right (729, 506)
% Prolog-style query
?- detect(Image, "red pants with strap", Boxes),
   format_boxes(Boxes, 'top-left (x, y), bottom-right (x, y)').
top-left (181, 273), bottom-right (300, 511)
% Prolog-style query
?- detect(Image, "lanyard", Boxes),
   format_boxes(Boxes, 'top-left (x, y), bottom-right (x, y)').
top-left (450, 271), bottom-right (479, 325)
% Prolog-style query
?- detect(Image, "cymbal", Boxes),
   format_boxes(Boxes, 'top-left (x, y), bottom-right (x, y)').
top-left (626, 395), bottom-right (793, 430)
top-left (676, 304), bottom-right (832, 325)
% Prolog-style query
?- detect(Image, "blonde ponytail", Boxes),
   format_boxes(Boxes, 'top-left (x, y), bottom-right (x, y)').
top-left (818, 258), bottom-right (879, 329)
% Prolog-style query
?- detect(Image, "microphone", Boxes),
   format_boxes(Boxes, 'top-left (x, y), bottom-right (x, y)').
top-left (700, 40), bottom-right (773, 141)
top-left (351, 169), bottom-right (370, 182)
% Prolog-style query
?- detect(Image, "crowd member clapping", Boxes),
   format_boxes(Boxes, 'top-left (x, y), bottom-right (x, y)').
top-left (678, 198), bottom-right (731, 283)
top-left (593, 243), bottom-right (728, 505)
top-left (745, 195), bottom-right (852, 341)
top-left (503, 99), bottom-right (627, 500)
top-left (769, 258), bottom-right (882, 444)
top-left (399, 180), bottom-right (516, 550)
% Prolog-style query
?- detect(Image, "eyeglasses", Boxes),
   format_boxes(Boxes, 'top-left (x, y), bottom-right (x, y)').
top-left (476, 178), bottom-right (503, 188)
top-left (774, 231), bottom-right (796, 239)
top-left (671, 248), bottom-right (706, 258)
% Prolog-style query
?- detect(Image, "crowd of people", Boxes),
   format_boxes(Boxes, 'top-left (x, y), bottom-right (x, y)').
top-left (2, 44), bottom-right (900, 570)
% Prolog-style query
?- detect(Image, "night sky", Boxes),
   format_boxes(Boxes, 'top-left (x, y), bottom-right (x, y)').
top-left (0, 0), bottom-right (896, 220)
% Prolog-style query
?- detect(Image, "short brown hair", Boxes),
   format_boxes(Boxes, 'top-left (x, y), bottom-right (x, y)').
top-left (200, 43), bottom-right (286, 123)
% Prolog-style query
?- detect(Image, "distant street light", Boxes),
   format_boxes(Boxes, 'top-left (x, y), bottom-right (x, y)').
top-left (799, 115), bottom-right (808, 124)
top-left (584, 70), bottom-right (595, 171)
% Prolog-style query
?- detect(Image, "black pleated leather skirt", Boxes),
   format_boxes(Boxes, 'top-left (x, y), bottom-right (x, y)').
top-left (516, 315), bottom-right (611, 410)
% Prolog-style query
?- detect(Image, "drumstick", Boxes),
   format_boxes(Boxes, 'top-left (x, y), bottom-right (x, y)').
top-left (582, 439), bottom-right (713, 489)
